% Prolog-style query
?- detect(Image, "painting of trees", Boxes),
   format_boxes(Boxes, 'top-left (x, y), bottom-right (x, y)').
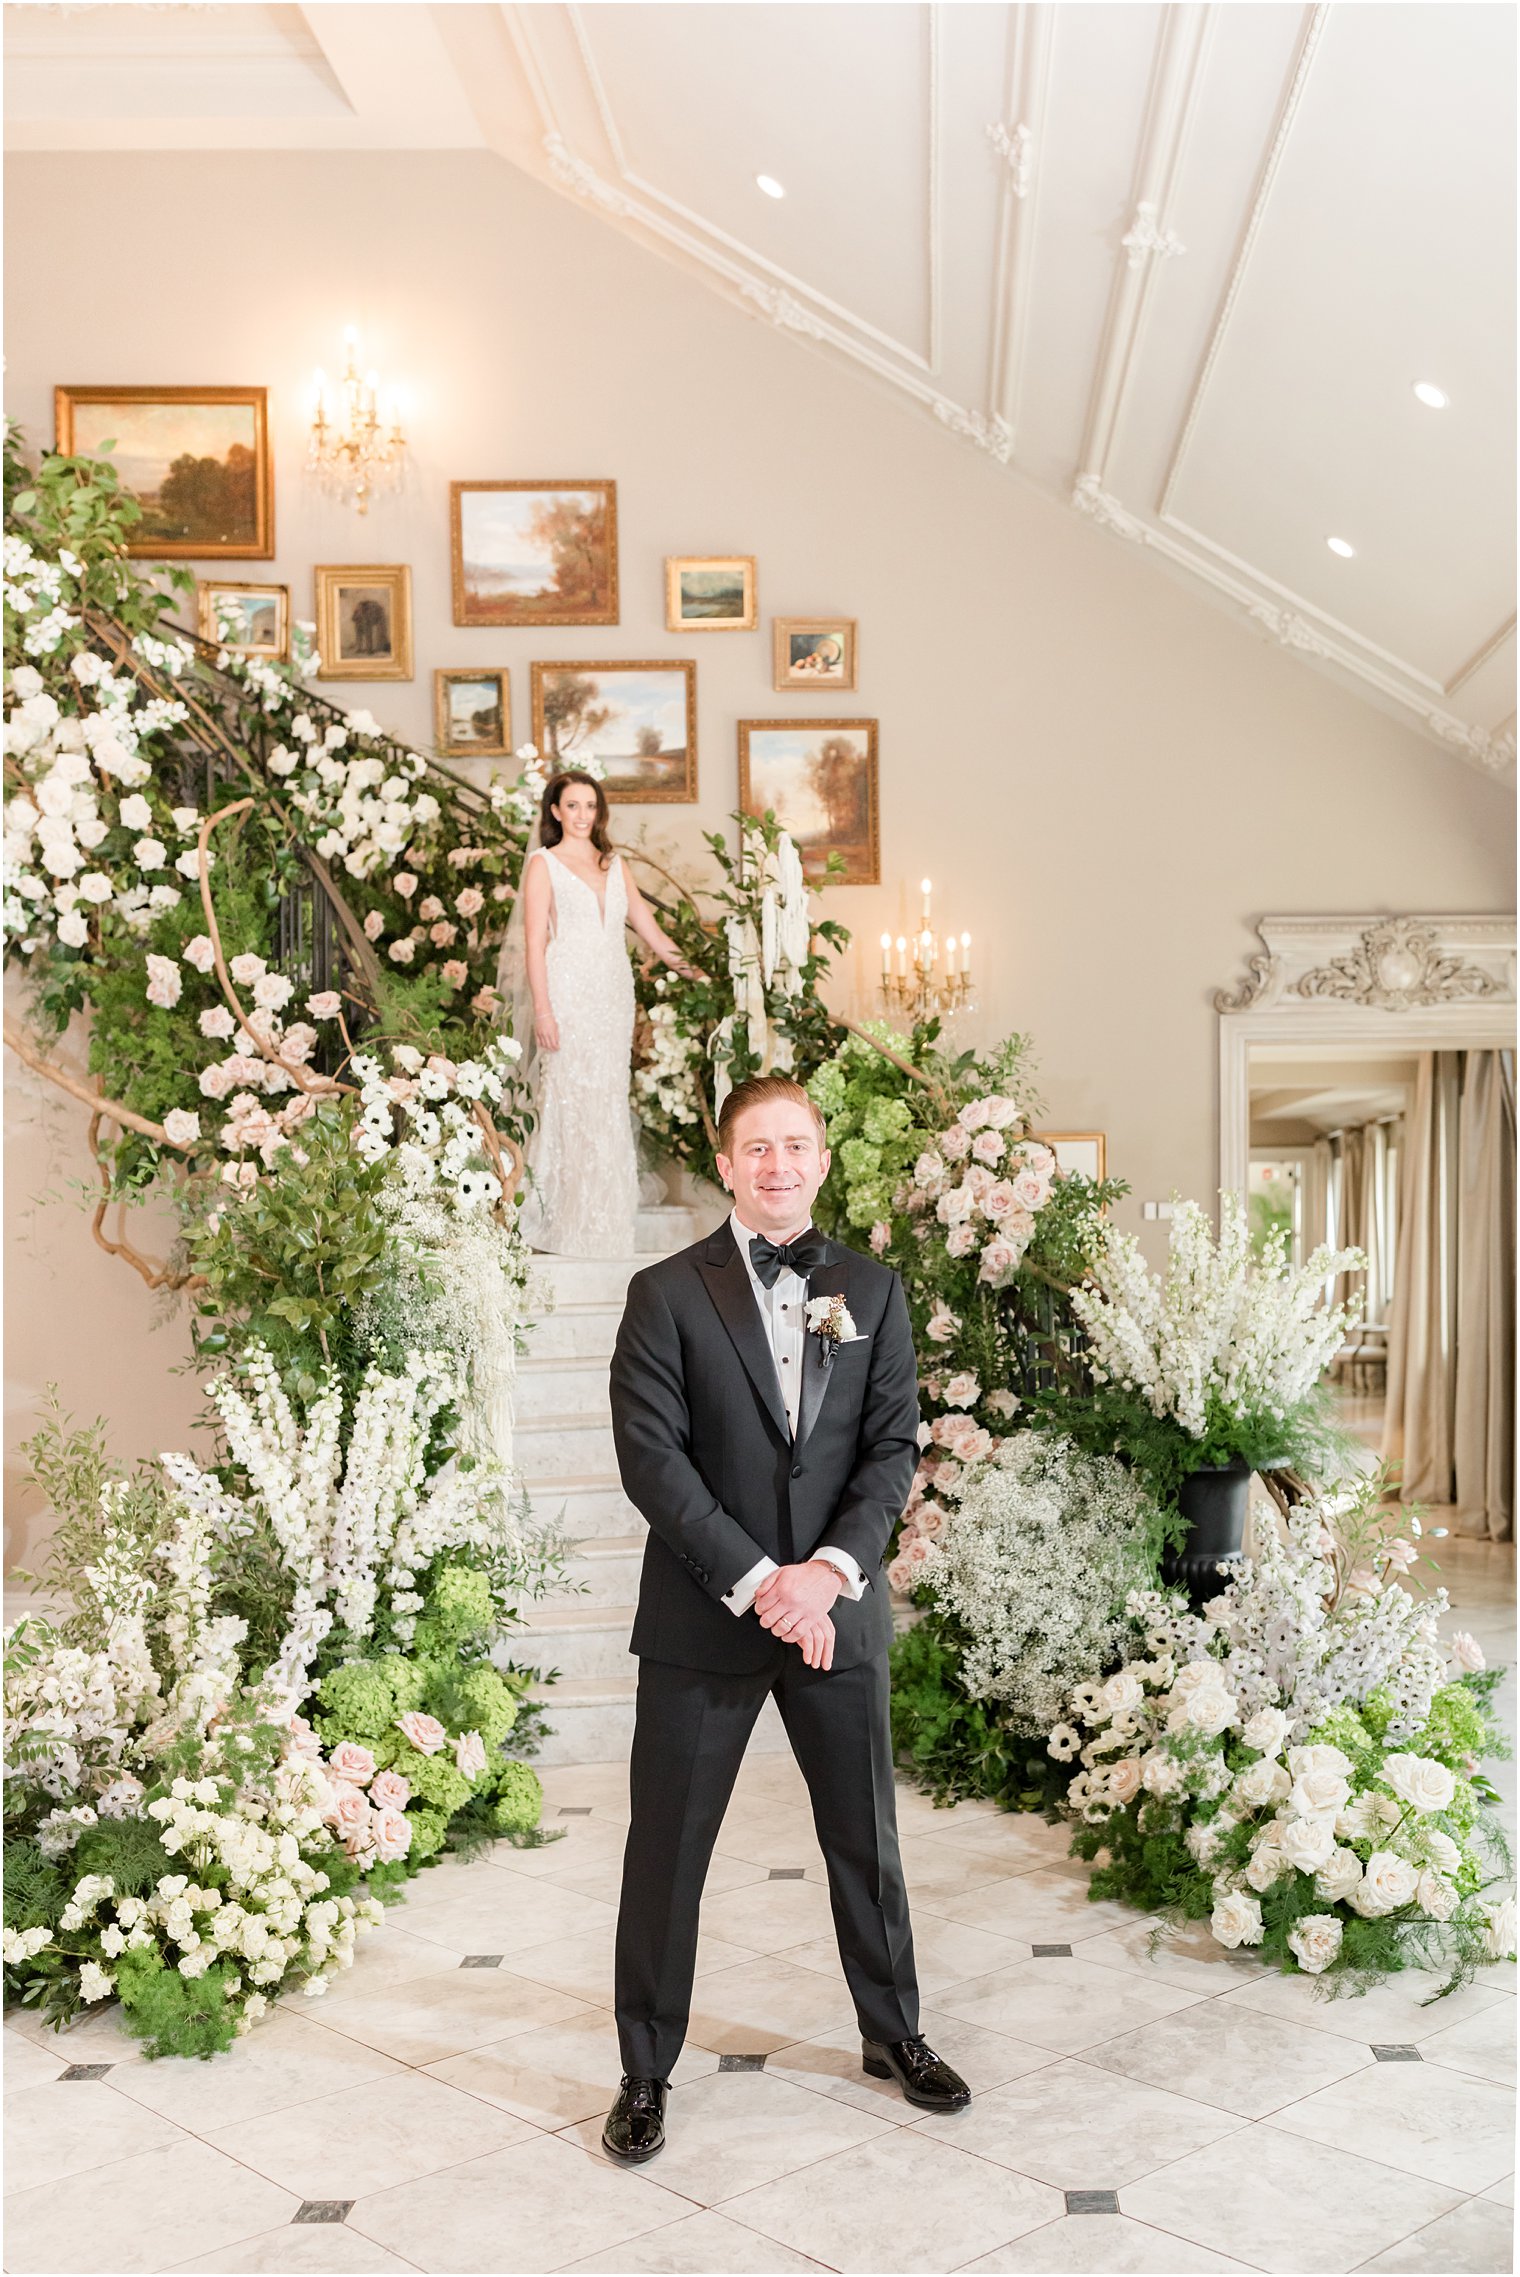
top-left (525, 494), bottom-right (611, 615)
top-left (153, 441), bottom-right (259, 546)
top-left (542, 671), bottom-right (614, 761)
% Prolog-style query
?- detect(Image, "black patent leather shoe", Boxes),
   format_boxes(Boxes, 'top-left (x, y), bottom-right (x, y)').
top-left (862, 2035), bottom-right (971, 2111)
top-left (602, 2074), bottom-right (669, 2163)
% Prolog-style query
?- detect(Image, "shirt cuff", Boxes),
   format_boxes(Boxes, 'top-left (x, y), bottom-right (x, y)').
top-left (722, 1555), bottom-right (779, 1616)
top-left (812, 1546), bottom-right (868, 1600)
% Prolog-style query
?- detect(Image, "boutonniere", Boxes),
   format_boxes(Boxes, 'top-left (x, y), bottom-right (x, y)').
top-left (805, 1293), bottom-right (865, 1364)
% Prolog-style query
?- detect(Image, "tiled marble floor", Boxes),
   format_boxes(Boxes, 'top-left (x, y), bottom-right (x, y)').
top-left (5, 1554), bottom-right (1514, 2277)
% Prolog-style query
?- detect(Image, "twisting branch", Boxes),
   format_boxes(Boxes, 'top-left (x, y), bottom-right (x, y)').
top-left (195, 801), bottom-right (351, 1099)
top-left (836, 1017), bottom-right (954, 1117)
top-left (4, 1014), bottom-right (194, 1149)
top-left (470, 1101), bottom-right (523, 1205)
top-left (86, 1115), bottom-right (201, 1292)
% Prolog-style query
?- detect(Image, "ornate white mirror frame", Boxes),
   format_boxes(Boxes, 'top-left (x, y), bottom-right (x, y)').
top-left (1216, 914), bottom-right (1517, 1197)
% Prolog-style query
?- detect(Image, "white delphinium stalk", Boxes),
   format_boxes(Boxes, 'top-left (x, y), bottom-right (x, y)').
top-left (1071, 1196), bottom-right (1364, 1442)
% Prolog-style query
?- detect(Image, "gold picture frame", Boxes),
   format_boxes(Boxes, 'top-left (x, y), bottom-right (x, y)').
top-left (1041, 1133), bottom-right (1108, 1183)
top-left (738, 718), bottom-right (879, 884)
top-left (434, 668), bottom-right (510, 759)
top-left (665, 554), bottom-right (757, 632)
top-left (451, 479), bottom-right (618, 627)
top-left (773, 616), bottom-right (857, 692)
top-left (314, 564), bottom-right (413, 682)
top-left (55, 385), bottom-right (273, 559)
top-left (531, 660), bottom-right (697, 803)
top-left (197, 580), bottom-right (289, 661)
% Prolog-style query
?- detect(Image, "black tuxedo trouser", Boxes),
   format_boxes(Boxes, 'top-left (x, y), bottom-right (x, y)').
top-left (613, 1649), bottom-right (920, 2081)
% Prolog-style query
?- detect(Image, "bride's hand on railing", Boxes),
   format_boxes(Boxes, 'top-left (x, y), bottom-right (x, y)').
top-left (536, 1007), bottom-right (561, 1052)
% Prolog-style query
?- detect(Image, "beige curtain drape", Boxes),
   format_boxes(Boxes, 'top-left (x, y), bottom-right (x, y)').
top-left (1382, 1050), bottom-right (1514, 1540)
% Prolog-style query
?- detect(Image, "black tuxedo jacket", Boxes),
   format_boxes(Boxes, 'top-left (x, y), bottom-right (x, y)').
top-left (609, 1220), bottom-right (920, 1673)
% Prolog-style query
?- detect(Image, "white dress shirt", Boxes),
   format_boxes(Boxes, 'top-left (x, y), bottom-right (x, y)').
top-left (719, 1208), bottom-right (869, 1618)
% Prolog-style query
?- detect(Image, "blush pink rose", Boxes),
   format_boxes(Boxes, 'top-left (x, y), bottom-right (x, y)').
top-left (441, 960), bottom-right (469, 987)
top-left (957, 1098), bottom-right (991, 1131)
top-left (945, 1223), bottom-right (978, 1258)
top-left (370, 1807), bottom-right (413, 1863)
top-left (939, 1123), bottom-right (970, 1160)
top-left (978, 1238), bottom-right (1018, 1282)
top-left (396, 1711), bottom-right (448, 1756)
top-left (887, 1556), bottom-right (913, 1591)
top-left (1010, 1168), bottom-right (1050, 1211)
top-left (914, 1504), bottom-right (947, 1540)
top-left (869, 1221), bottom-right (891, 1255)
top-left (327, 1785), bottom-right (371, 1847)
top-left (904, 1535), bottom-right (933, 1567)
top-left (369, 1770), bottom-right (412, 1811)
top-left (983, 1180), bottom-right (1019, 1220)
top-left (1105, 1759), bottom-right (1144, 1806)
top-left (981, 1096), bottom-right (1020, 1129)
top-left (307, 990), bottom-right (342, 1019)
top-left (925, 1301), bottom-right (960, 1344)
top-left (327, 1742), bottom-right (376, 1787)
top-left (454, 1730), bottom-right (488, 1780)
top-left (972, 1130), bottom-right (1004, 1166)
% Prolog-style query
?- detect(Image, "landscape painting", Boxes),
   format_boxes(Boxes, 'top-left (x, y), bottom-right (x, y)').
top-left (452, 480), bottom-right (617, 626)
top-left (738, 718), bottom-right (878, 883)
top-left (665, 554), bottom-right (756, 631)
top-left (435, 668), bottom-right (509, 758)
top-left (532, 661), bottom-right (696, 802)
top-left (197, 580), bottom-right (288, 660)
top-left (55, 386), bottom-right (272, 557)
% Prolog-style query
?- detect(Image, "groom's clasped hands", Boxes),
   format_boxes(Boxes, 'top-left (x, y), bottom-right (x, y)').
top-left (754, 1558), bottom-right (843, 1670)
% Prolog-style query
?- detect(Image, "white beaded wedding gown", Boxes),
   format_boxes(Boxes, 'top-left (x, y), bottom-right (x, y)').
top-left (517, 845), bottom-right (640, 1259)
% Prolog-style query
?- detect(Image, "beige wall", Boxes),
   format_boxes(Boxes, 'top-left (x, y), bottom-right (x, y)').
top-left (4, 147), bottom-right (1512, 1559)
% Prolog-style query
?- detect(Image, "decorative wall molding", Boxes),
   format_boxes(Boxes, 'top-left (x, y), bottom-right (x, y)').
top-left (986, 118), bottom-right (1033, 198)
top-left (1121, 199), bottom-right (1187, 270)
top-left (1071, 473), bottom-right (1148, 541)
top-left (1215, 915), bottom-right (1515, 1016)
top-left (542, 130), bottom-right (633, 217)
top-left (933, 400), bottom-right (1013, 462)
top-left (740, 279), bottom-right (828, 342)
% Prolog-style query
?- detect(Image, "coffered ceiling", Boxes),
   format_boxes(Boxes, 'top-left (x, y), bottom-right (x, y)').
top-left (7, 0), bottom-right (1515, 779)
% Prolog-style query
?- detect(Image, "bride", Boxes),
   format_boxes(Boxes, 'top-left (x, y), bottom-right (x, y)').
top-left (508, 770), bottom-right (698, 1258)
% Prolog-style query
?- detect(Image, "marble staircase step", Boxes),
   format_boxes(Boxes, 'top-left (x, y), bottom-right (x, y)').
top-left (524, 1474), bottom-right (644, 1542)
top-left (516, 1354), bottom-right (612, 1420)
top-left (517, 1599), bottom-right (638, 1679)
top-left (516, 1412), bottom-right (617, 1479)
top-left (551, 1532), bottom-right (646, 1605)
top-left (522, 1300), bottom-right (624, 1359)
top-left (531, 1254), bottom-right (653, 1308)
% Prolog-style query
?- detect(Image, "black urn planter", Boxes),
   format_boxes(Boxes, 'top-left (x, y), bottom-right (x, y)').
top-left (1163, 1457), bottom-right (1251, 1607)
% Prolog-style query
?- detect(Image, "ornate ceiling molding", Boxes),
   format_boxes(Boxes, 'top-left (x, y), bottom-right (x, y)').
top-left (985, 118), bottom-right (1033, 200)
top-left (1121, 199), bottom-right (1187, 271)
top-left (933, 401), bottom-right (1013, 463)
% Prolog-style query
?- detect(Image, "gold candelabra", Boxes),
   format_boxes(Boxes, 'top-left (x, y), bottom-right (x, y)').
top-left (307, 329), bottom-right (407, 514)
top-left (878, 878), bottom-right (976, 1023)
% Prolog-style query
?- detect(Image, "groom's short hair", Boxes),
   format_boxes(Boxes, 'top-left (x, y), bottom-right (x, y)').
top-left (717, 1075), bottom-right (828, 1157)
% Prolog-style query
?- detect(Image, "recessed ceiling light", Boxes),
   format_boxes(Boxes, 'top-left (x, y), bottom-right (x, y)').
top-left (1326, 536), bottom-right (1356, 558)
top-left (1412, 381), bottom-right (1449, 409)
top-left (755, 174), bottom-right (785, 200)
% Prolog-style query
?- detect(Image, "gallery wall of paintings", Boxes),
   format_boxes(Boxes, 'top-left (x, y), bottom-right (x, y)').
top-left (49, 386), bottom-right (877, 885)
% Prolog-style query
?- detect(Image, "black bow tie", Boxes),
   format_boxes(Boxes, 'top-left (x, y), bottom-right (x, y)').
top-left (748, 1228), bottom-right (828, 1289)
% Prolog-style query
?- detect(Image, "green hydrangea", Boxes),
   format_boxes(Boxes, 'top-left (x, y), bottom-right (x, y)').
top-left (838, 1136), bottom-right (881, 1184)
top-left (492, 1761), bottom-right (544, 1836)
top-left (862, 1096), bottom-right (912, 1144)
top-left (413, 1563), bottom-right (494, 1656)
top-left (317, 1656), bottom-right (424, 1744)
top-left (846, 1182), bottom-right (890, 1229)
top-left (809, 1061), bottom-right (849, 1116)
top-left (1411, 1682), bottom-right (1491, 1772)
top-left (1303, 1704), bottom-right (1380, 1781)
top-left (427, 1662), bottom-right (519, 1752)
top-left (406, 1805), bottom-right (450, 1860)
top-left (392, 1744), bottom-right (472, 1817)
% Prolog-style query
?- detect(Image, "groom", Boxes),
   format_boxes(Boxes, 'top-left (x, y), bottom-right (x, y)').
top-left (602, 1073), bottom-right (970, 2163)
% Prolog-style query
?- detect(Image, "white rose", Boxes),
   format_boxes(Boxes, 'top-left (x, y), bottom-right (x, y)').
top-left (1172, 1661), bottom-right (1227, 1700)
top-left (1184, 1688), bottom-right (1239, 1738)
top-left (1211, 1888), bottom-right (1264, 1949)
top-left (1288, 1771), bottom-right (1352, 1822)
top-left (1423, 1829), bottom-right (1461, 1876)
top-left (1381, 1755), bottom-right (1456, 1816)
top-left (1241, 1706), bottom-right (1290, 1758)
top-left (1233, 1758), bottom-right (1291, 1810)
top-left (77, 871), bottom-right (113, 904)
top-left (1287, 1913), bottom-right (1343, 1975)
top-left (1450, 1631), bottom-right (1486, 1674)
top-left (1245, 1839), bottom-right (1287, 1893)
top-left (133, 836), bottom-right (166, 870)
top-left (1104, 1759), bottom-right (1143, 1807)
top-left (1335, 1792), bottom-right (1401, 1845)
top-left (1141, 1749), bottom-right (1184, 1798)
top-left (1100, 1669), bottom-right (1145, 1718)
top-left (163, 1109), bottom-right (201, 1148)
top-left (56, 909), bottom-right (89, 947)
top-left (1313, 1847), bottom-right (1364, 1904)
top-left (1417, 1872), bottom-right (1458, 1922)
top-left (1277, 1816), bottom-right (1336, 1875)
top-left (1482, 1898), bottom-right (1515, 1959)
top-left (1286, 1744), bottom-right (1353, 1781)
top-left (1351, 1850), bottom-right (1419, 1917)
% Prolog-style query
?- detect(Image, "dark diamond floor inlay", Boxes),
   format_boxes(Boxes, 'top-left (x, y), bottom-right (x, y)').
top-left (60, 2064), bottom-right (113, 2081)
top-left (1372, 2044), bottom-right (1423, 2062)
top-left (1065, 2190), bottom-right (1120, 2215)
top-left (461, 1954), bottom-right (504, 1969)
top-left (768, 1867), bottom-right (806, 1881)
top-left (558, 1805), bottom-right (593, 1816)
top-left (294, 2202), bottom-right (354, 2225)
top-left (1032, 1943), bottom-right (1072, 1957)
top-left (718, 2053), bottom-right (767, 2071)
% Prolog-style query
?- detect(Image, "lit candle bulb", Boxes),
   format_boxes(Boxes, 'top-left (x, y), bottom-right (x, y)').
top-left (961, 931), bottom-right (972, 981)
top-left (896, 934), bottom-right (907, 977)
top-left (920, 876), bottom-right (932, 923)
top-left (880, 931), bottom-right (892, 977)
top-left (945, 935), bottom-right (957, 979)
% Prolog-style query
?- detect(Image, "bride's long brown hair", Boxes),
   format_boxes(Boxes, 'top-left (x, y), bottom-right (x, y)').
top-left (540, 770), bottom-right (614, 867)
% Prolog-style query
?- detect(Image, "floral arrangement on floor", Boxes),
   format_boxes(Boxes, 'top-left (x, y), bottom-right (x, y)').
top-left (1063, 1194), bottom-right (1366, 1499)
top-left (1049, 1475), bottom-right (1513, 1994)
